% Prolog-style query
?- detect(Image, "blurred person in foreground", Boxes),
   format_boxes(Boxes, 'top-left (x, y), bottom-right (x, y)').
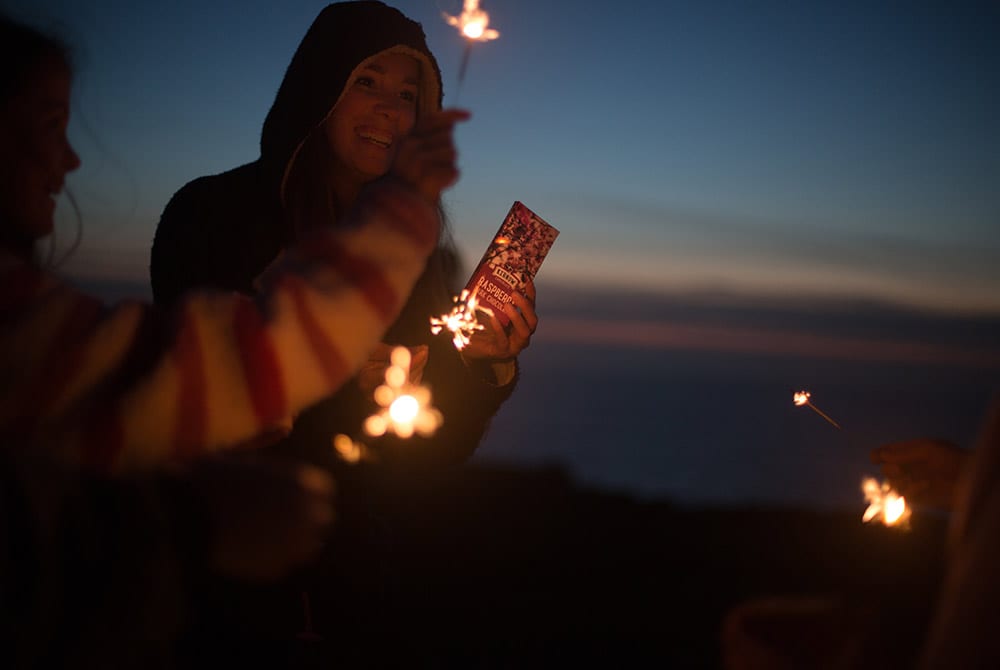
top-left (0, 8), bottom-right (457, 473)
top-left (917, 396), bottom-right (1000, 668)
top-left (0, 10), bottom-right (460, 665)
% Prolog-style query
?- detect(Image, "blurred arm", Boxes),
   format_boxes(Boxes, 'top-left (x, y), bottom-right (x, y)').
top-left (0, 179), bottom-right (438, 473)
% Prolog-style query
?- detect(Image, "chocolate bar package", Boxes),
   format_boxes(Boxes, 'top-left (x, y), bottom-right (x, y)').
top-left (465, 202), bottom-right (559, 326)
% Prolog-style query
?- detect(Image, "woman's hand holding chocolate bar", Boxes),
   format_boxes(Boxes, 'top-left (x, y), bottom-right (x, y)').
top-left (461, 278), bottom-right (538, 365)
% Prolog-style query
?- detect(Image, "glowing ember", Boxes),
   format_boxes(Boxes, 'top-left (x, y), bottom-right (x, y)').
top-left (389, 395), bottom-right (419, 424)
top-left (443, 0), bottom-right (500, 42)
top-left (364, 346), bottom-right (442, 439)
top-left (792, 389), bottom-right (842, 429)
top-left (332, 433), bottom-right (365, 464)
top-left (861, 477), bottom-right (910, 527)
top-left (430, 288), bottom-right (494, 351)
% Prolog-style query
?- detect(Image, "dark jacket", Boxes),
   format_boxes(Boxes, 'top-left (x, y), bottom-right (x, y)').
top-left (150, 1), bottom-right (514, 469)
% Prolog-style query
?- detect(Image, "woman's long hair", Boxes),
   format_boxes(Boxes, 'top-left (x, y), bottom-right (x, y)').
top-left (282, 125), bottom-right (340, 238)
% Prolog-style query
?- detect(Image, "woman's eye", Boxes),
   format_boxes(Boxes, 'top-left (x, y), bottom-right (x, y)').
top-left (354, 76), bottom-right (375, 88)
top-left (400, 90), bottom-right (417, 103)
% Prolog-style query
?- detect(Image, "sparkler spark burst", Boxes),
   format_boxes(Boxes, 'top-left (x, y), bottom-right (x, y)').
top-left (430, 288), bottom-right (494, 351)
top-left (861, 477), bottom-right (910, 527)
top-left (364, 347), bottom-right (442, 439)
top-left (443, 0), bottom-right (500, 41)
top-left (443, 0), bottom-right (500, 92)
top-left (792, 389), bottom-right (842, 429)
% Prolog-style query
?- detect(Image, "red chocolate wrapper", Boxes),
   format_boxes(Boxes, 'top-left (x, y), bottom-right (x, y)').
top-left (465, 202), bottom-right (559, 326)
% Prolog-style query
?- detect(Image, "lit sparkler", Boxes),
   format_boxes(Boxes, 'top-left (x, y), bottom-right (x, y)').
top-left (430, 287), bottom-right (494, 351)
top-left (861, 477), bottom-right (910, 527)
top-left (793, 390), bottom-right (842, 430)
top-left (442, 0), bottom-right (500, 96)
top-left (364, 347), bottom-right (442, 439)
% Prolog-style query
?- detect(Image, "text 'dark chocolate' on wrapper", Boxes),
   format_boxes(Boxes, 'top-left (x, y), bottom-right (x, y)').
top-left (465, 202), bottom-right (559, 326)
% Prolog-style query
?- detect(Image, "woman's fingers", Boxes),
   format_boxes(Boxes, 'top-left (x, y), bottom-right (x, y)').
top-left (391, 108), bottom-right (470, 202)
top-left (509, 291), bottom-right (538, 333)
top-left (413, 108), bottom-right (471, 135)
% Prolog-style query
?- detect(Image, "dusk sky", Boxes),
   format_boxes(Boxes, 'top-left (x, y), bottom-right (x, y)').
top-left (10, 0), bottom-right (1000, 315)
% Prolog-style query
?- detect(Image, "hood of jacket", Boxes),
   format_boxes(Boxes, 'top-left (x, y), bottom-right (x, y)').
top-left (260, 1), bottom-right (443, 203)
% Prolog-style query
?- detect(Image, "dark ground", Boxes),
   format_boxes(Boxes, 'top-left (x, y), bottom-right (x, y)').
top-left (71, 270), bottom-right (991, 668)
top-left (179, 463), bottom-right (948, 669)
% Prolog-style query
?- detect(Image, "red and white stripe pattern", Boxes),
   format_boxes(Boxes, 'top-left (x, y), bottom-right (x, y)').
top-left (0, 180), bottom-right (438, 473)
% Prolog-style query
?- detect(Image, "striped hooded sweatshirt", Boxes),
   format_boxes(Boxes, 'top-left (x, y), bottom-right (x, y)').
top-left (0, 180), bottom-right (439, 473)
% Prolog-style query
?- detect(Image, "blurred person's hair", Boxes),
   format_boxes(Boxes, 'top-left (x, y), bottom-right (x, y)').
top-left (0, 12), bottom-right (82, 267)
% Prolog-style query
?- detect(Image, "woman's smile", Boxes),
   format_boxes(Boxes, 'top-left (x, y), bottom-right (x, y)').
top-left (356, 125), bottom-right (393, 149)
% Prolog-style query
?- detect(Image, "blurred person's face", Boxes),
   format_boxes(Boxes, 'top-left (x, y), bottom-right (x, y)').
top-left (325, 51), bottom-right (419, 188)
top-left (0, 62), bottom-right (80, 243)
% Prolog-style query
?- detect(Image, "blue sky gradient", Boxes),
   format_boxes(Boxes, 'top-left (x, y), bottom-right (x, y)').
top-left (9, 0), bottom-right (999, 314)
top-left (10, 0), bottom-right (999, 506)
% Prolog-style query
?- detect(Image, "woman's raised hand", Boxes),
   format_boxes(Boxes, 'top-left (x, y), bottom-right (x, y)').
top-left (462, 278), bottom-right (539, 363)
top-left (390, 108), bottom-right (470, 203)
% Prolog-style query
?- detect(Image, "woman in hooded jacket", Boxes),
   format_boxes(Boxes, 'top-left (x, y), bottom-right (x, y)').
top-left (150, 1), bottom-right (538, 471)
top-left (150, 3), bottom-right (539, 655)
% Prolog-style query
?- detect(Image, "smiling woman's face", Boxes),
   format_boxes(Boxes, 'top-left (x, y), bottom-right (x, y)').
top-left (324, 51), bottom-right (420, 188)
top-left (0, 60), bottom-right (80, 243)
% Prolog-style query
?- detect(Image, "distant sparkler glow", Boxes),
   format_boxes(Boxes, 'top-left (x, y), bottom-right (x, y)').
top-left (364, 347), bottom-right (442, 439)
top-left (430, 288), bottom-right (493, 351)
top-left (793, 390), bottom-right (842, 429)
top-left (861, 477), bottom-right (910, 527)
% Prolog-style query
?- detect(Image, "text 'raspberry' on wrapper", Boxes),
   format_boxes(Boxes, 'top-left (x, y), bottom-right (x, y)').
top-left (466, 202), bottom-right (559, 327)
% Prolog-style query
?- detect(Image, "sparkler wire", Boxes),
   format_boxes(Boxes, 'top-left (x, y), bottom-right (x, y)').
top-left (806, 402), bottom-right (842, 430)
top-left (457, 42), bottom-right (473, 92)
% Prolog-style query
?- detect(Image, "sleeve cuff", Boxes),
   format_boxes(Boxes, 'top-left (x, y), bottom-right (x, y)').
top-left (460, 354), bottom-right (518, 387)
top-left (489, 359), bottom-right (517, 387)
